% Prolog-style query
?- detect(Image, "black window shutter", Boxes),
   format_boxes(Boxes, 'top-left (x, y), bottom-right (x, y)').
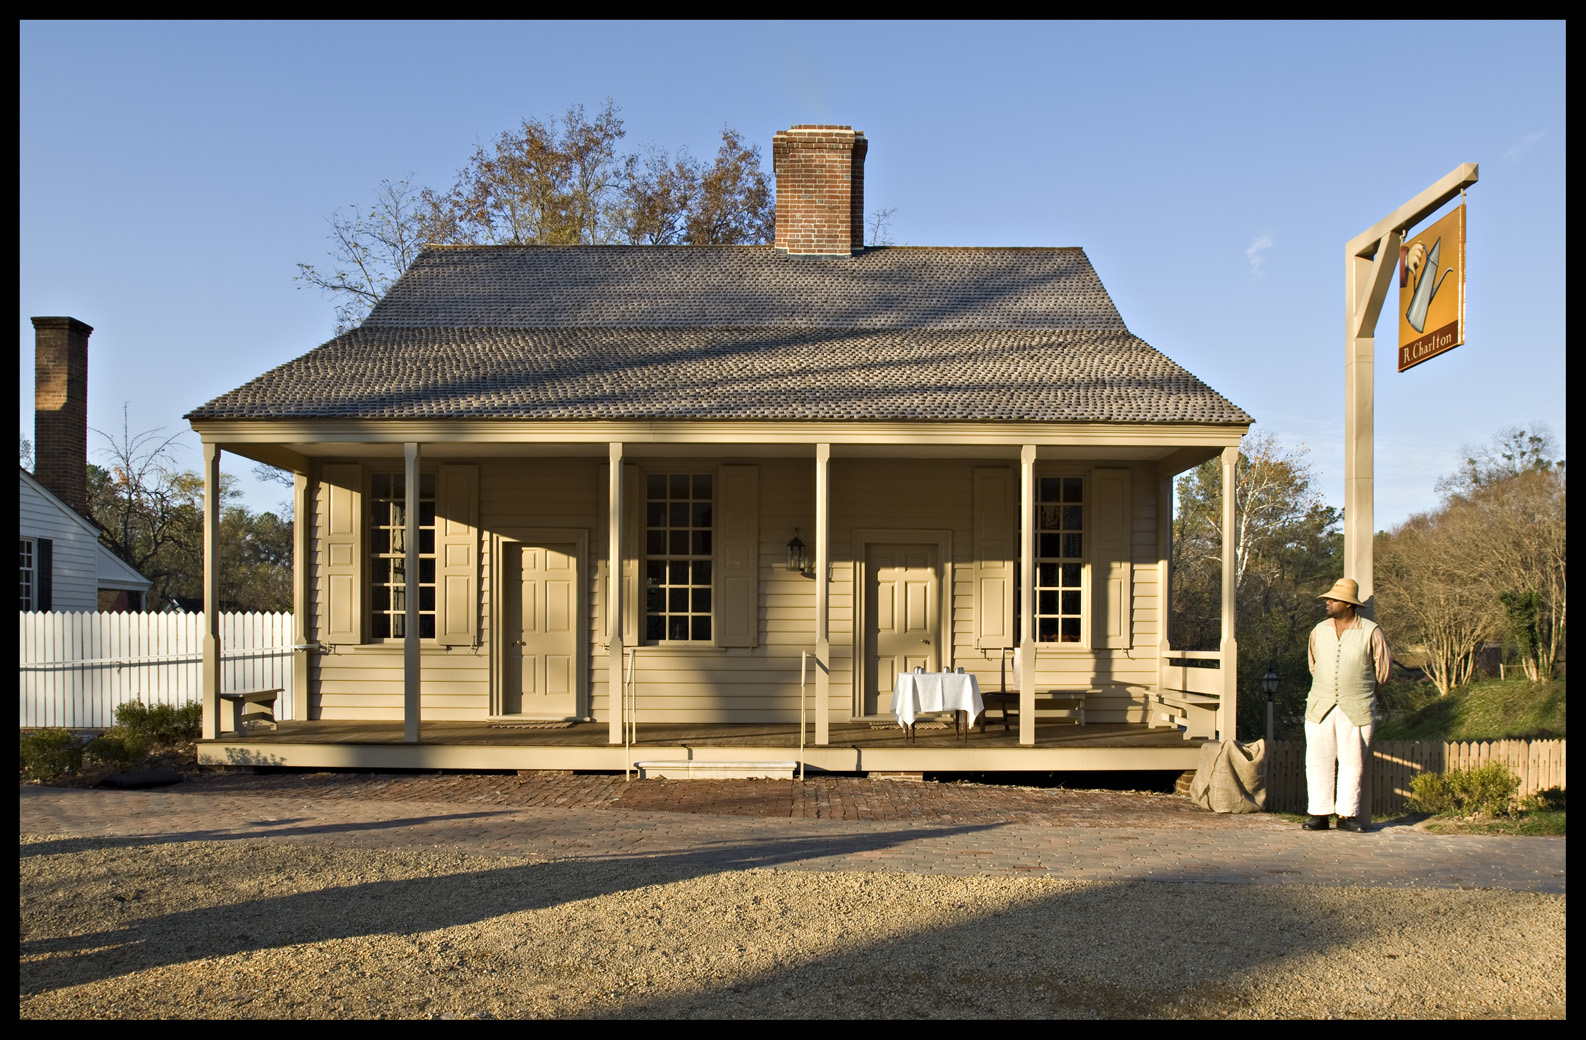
top-left (37, 539), bottom-right (53, 611)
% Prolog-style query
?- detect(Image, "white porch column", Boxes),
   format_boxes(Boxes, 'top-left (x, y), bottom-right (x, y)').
top-left (404, 442), bottom-right (421, 743)
top-left (201, 442), bottom-right (223, 740)
top-left (607, 442), bottom-right (625, 746)
top-left (291, 468), bottom-right (311, 722)
top-left (814, 443), bottom-right (831, 746)
top-left (1019, 444), bottom-right (1036, 746)
top-left (1219, 445), bottom-right (1239, 740)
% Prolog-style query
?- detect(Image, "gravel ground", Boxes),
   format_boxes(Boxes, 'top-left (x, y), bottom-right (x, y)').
top-left (19, 832), bottom-right (1566, 1019)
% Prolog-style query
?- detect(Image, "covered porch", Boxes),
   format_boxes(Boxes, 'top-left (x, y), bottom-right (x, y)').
top-left (189, 425), bottom-right (1246, 764)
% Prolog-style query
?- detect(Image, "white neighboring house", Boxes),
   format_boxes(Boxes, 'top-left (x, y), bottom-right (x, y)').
top-left (19, 467), bottom-right (151, 612)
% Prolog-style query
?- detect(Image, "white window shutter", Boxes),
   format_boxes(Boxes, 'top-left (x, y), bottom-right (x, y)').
top-left (438, 463), bottom-right (478, 644)
top-left (1091, 467), bottom-right (1132, 648)
top-left (715, 464), bottom-right (759, 647)
top-left (320, 463), bottom-right (362, 644)
top-left (973, 467), bottom-right (1014, 649)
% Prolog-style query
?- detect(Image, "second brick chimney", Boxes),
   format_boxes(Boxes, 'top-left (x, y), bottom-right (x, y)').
top-left (31, 316), bottom-right (93, 517)
top-left (772, 125), bottom-right (867, 257)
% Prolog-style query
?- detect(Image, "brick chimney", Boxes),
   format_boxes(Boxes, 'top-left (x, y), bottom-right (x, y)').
top-left (31, 316), bottom-right (92, 517)
top-left (772, 125), bottom-right (867, 257)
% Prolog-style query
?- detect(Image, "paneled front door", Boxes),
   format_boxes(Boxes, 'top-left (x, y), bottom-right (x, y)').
top-left (502, 542), bottom-right (578, 718)
top-left (865, 543), bottom-right (939, 716)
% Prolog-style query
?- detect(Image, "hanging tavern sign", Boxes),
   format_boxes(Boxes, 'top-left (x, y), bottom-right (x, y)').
top-left (1398, 204), bottom-right (1466, 371)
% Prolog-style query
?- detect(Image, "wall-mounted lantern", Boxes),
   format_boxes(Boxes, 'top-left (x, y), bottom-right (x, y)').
top-left (786, 529), bottom-right (808, 574)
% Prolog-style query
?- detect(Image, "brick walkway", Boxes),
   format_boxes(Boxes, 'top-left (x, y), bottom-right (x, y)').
top-left (18, 771), bottom-right (1567, 893)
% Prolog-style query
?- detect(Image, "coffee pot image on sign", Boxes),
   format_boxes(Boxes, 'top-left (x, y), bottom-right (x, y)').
top-left (1402, 237), bottom-right (1454, 333)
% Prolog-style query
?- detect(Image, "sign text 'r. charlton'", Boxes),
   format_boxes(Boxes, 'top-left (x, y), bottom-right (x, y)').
top-left (1399, 320), bottom-right (1461, 371)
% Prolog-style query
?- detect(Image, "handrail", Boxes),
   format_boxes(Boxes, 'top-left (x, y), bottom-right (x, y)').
top-left (1164, 649), bottom-right (1223, 661)
top-left (799, 651), bottom-right (807, 782)
top-left (623, 647), bottom-right (637, 780)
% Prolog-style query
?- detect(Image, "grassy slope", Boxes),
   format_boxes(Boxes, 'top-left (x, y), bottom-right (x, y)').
top-left (1375, 677), bottom-right (1566, 742)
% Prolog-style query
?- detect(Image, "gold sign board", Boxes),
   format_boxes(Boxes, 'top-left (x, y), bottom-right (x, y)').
top-left (1398, 204), bottom-right (1466, 371)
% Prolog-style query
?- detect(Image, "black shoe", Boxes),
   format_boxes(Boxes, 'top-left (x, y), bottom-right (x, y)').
top-left (1336, 816), bottom-right (1367, 832)
top-left (1301, 814), bottom-right (1330, 830)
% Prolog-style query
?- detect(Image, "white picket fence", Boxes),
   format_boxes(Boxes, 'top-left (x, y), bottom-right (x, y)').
top-left (20, 611), bottom-right (296, 730)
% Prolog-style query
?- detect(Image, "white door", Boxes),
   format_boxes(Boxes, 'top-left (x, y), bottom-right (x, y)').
top-left (502, 542), bottom-right (578, 718)
top-left (865, 544), bottom-right (938, 716)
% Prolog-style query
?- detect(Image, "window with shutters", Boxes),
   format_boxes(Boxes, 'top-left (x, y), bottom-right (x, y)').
top-left (643, 473), bottom-right (713, 642)
top-left (368, 471), bottom-right (436, 639)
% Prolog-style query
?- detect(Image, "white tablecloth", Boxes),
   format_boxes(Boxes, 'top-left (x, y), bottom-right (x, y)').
top-left (891, 672), bottom-right (983, 728)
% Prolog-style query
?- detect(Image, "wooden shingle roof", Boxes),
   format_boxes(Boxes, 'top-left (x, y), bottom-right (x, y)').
top-left (187, 245), bottom-right (1251, 425)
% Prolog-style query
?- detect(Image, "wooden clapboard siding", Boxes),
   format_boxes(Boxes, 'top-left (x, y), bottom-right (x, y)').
top-left (303, 453), bottom-right (1181, 726)
top-left (313, 649), bottom-right (489, 720)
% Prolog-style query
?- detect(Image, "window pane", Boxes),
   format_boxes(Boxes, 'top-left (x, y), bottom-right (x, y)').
top-left (645, 473), bottom-right (715, 642)
top-left (1062, 591), bottom-right (1081, 615)
top-left (420, 615), bottom-right (435, 639)
top-left (1037, 562), bottom-right (1057, 586)
top-left (1039, 477), bottom-right (1062, 502)
top-left (1039, 534), bottom-right (1061, 558)
top-left (1063, 506), bottom-right (1083, 530)
top-left (1038, 590), bottom-right (1057, 614)
top-left (1063, 563), bottom-right (1082, 586)
top-left (1063, 534), bottom-right (1083, 558)
top-left (1063, 477), bottom-right (1083, 502)
top-left (1061, 618), bottom-right (1081, 642)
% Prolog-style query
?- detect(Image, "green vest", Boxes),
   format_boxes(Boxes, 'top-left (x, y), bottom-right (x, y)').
top-left (1307, 616), bottom-right (1380, 727)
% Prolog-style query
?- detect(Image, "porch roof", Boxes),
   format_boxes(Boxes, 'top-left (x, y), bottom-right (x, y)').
top-left (187, 245), bottom-right (1252, 426)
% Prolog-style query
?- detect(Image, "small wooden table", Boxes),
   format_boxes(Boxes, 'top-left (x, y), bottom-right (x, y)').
top-left (891, 672), bottom-right (983, 743)
top-left (217, 688), bottom-right (283, 737)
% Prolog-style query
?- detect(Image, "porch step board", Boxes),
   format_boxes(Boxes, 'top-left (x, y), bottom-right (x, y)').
top-left (633, 760), bottom-right (799, 780)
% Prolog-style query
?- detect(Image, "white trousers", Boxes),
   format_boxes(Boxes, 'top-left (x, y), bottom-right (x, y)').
top-left (1305, 707), bottom-right (1374, 818)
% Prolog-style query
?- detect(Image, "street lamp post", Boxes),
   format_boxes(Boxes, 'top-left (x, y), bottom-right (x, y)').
top-left (1262, 663), bottom-right (1280, 747)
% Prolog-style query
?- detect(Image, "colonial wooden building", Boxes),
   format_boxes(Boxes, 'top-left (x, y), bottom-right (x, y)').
top-left (186, 125), bottom-right (1252, 774)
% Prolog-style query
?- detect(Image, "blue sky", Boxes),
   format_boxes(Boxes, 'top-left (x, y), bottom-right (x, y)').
top-left (20, 20), bottom-right (1566, 529)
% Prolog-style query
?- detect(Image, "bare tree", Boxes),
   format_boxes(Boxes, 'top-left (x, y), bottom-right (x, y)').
top-left (868, 206), bottom-right (898, 246)
top-left (1377, 425), bottom-right (1567, 690)
top-left (296, 103), bottom-right (780, 335)
top-left (295, 175), bottom-right (437, 334)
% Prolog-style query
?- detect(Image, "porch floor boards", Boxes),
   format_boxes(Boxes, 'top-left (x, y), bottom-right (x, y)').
top-left (205, 719), bottom-right (1201, 750)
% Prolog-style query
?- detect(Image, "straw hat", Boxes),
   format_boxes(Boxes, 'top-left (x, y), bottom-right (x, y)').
top-left (1318, 578), bottom-right (1363, 606)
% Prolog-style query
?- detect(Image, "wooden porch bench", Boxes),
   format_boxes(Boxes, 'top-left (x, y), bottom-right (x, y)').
top-left (217, 688), bottom-right (283, 737)
top-left (1148, 690), bottom-right (1219, 740)
top-left (979, 689), bottom-right (1087, 732)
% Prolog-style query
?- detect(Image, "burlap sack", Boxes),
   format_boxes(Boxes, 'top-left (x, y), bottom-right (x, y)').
top-left (1187, 738), bottom-right (1267, 813)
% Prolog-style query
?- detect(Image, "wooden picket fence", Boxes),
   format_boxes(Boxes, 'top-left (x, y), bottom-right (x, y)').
top-left (19, 611), bottom-right (296, 730)
top-left (1263, 738), bottom-right (1567, 815)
